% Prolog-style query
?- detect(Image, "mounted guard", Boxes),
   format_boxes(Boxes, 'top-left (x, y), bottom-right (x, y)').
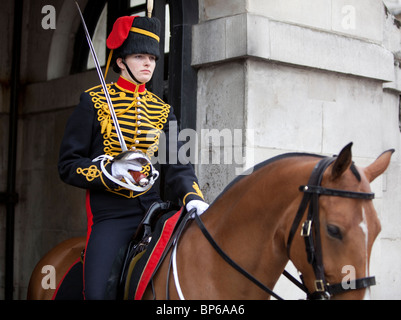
top-left (27, 1), bottom-right (393, 301)
top-left (55, 1), bottom-right (208, 300)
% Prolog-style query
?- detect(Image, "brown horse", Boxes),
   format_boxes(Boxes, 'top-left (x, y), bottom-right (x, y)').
top-left (28, 143), bottom-right (393, 300)
top-left (27, 237), bottom-right (85, 300)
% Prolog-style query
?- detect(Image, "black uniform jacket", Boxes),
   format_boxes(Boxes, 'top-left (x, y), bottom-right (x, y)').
top-left (58, 76), bottom-right (204, 214)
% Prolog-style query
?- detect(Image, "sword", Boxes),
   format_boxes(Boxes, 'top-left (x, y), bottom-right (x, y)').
top-left (74, 1), bottom-right (128, 152)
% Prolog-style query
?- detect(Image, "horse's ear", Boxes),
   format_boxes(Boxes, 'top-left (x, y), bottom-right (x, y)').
top-left (330, 143), bottom-right (353, 181)
top-left (364, 149), bottom-right (395, 183)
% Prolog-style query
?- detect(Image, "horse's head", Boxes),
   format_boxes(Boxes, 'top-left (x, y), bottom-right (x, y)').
top-left (289, 143), bottom-right (394, 299)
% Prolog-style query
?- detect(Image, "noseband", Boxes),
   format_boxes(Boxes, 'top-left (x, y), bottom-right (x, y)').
top-left (286, 157), bottom-right (376, 299)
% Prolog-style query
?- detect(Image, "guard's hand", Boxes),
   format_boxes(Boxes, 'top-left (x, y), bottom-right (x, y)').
top-left (111, 160), bottom-right (142, 183)
top-left (186, 200), bottom-right (209, 216)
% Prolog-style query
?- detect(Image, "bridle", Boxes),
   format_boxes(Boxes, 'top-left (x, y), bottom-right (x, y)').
top-left (191, 156), bottom-right (376, 300)
top-left (286, 156), bottom-right (376, 299)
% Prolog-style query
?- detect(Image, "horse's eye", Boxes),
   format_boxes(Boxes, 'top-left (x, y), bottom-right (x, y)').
top-left (327, 224), bottom-right (343, 240)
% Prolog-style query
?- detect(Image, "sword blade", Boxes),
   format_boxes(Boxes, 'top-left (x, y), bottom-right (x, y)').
top-left (74, 1), bottom-right (128, 152)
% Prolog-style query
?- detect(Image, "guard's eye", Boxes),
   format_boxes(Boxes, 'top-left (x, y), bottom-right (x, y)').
top-left (327, 224), bottom-right (343, 240)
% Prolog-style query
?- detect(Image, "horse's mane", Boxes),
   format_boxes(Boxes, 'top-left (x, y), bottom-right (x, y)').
top-left (211, 150), bottom-right (361, 205)
top-left (211, 152), bottom-right (325, 205)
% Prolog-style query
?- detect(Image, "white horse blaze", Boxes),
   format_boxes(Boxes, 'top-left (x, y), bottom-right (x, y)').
top-left (359, 208), bottom-right (370, 299)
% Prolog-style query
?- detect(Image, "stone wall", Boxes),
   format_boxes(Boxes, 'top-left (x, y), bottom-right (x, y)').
top-left (0, 0), bottom-right (94, 299)
top-left (194, 0), bottom-right (401, 299)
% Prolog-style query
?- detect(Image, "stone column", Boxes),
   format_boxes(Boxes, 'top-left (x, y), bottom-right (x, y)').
top-left (193, 0), bottom-right (401, 299)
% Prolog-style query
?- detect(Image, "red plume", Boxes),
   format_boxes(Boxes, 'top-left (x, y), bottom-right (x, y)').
top-left (106, 16), bottom-right (137, 50)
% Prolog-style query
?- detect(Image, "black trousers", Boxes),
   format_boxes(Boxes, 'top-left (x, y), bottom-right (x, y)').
top-left (83, 188), bottom-right (161, 300)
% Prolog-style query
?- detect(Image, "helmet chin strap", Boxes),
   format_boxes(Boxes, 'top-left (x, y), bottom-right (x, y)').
top-left (121, 59), bottom-right (144, 85)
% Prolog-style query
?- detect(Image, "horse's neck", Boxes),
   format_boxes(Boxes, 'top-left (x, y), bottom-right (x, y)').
top-left (202, 158), bottom-right (313, 263)
top-left (179, 157), bottom-right (317, 298)
top-left (206, 159), bottom-right (311, 227)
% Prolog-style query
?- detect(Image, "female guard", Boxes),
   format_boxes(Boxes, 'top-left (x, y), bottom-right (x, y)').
top-left (58, 15), bottom-right (208, 299)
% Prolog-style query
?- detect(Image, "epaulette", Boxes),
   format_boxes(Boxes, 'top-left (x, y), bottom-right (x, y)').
top-left (85, 83), bottom-right (106, 93)
top-left (145, 90), bottom-right (165, 104)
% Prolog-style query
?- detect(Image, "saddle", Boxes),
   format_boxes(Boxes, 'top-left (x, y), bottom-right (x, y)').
top-left (105, 201), bottom-right (190, 300)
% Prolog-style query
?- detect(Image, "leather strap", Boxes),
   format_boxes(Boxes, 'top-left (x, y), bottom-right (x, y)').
top-left (121, 60), bottom-right (144, 85)
top-left (194, 213), bottom-right (284, 300)
top-left (327, 276), bottom-right (376, 296)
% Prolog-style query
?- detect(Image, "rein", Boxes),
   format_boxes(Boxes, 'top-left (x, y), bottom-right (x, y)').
top-left (193, 213), bottom-right (284, 300)
top-left (188, 156), bottom-right (376, 300)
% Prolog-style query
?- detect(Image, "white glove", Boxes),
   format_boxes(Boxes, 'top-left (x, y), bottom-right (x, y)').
top-left (186, 200), bottom-right (209, 216)
top-left (111, 160), bottom-right (142, 183)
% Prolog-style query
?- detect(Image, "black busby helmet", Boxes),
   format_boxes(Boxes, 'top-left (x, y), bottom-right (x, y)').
top-left (105, 15), bottom-right (161, 77)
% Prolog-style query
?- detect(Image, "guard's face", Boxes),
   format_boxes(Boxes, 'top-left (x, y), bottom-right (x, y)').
top-left (118, 53), bottom-right (156, 84)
